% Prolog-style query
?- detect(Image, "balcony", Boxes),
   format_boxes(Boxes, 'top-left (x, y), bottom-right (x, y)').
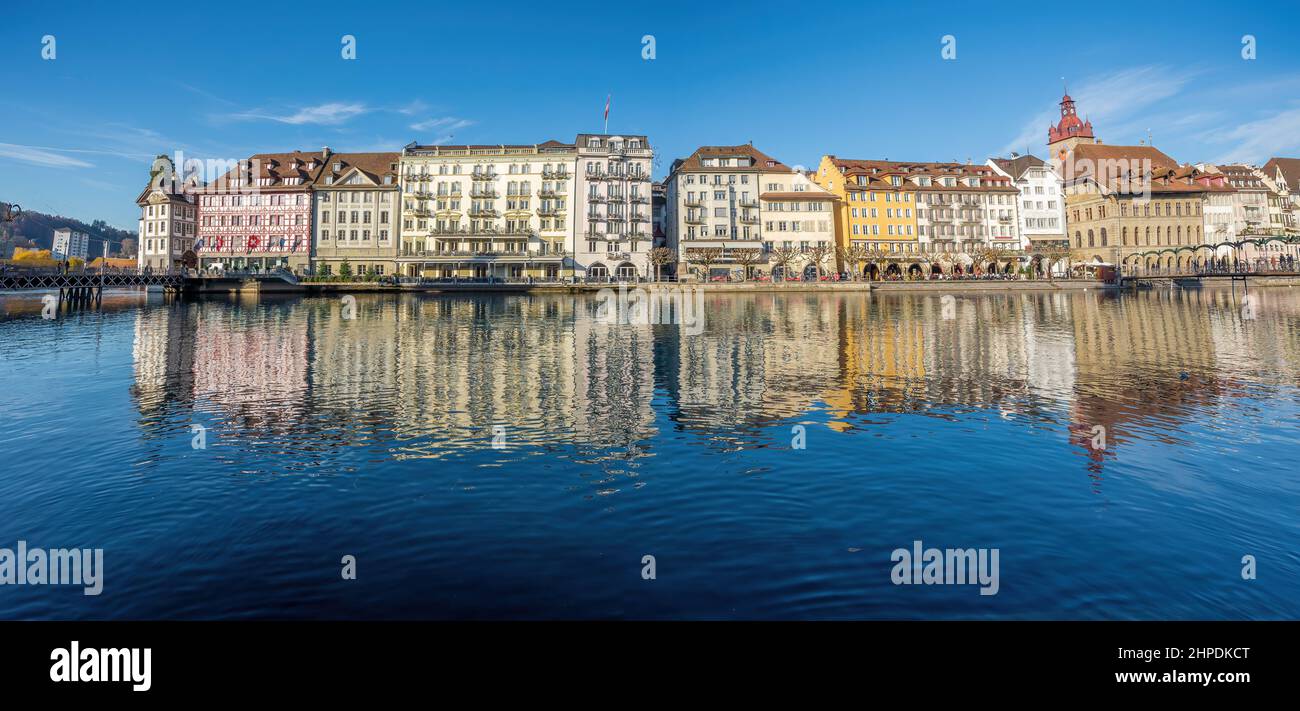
top-left (740, 214), bottom-right (759, 224)
top-left (542, 170), bottom-right (569, 180)
top-left (470, 189), bottom-right (499, 199)
top-left (630, 195), bottom-right (649, 204)
top-left (739, 198), bottom-right (758, 208)
top-left (684, 198), bottom-right (704, 207)
top-left (538, 188), bottom-right (563, 198)
top-left (586, 193), bottom-right (606, 203)
top-left (628, 230), bottom-right (650, 240)
top-left (629, 173), bottom-right (650, 182)
top-left (403, 207), bottom-right (431, 217)
top-left (408, 190), bottom-right (433, 199)
top-left (468, 207), bottom-right (499, 218)
top-left (587, 213), bottom-right (607, 221)
top-left (435, 190), bottom-right (462, 198)
top-left (400, 249), bottom-right (568, 262)
top-left (471, 172), bottom-right (498, 181)
top-left (685, 215), bottom-right (707, 224)
top-left (537, 206), bottom-right (565, 216)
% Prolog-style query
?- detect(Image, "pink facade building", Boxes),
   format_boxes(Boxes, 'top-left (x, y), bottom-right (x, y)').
top-left (195, 150), bottom-right (325, 271)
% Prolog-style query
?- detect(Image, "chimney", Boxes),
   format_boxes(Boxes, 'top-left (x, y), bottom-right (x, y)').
top-left (322, 146), bottom-right (331, 159)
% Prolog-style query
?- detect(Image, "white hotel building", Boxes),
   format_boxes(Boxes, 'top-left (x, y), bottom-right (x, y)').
top-left (395, 134), bottom-right (655, 281)
top-left (574, 134), bottom-right (655, 280)
top-left (396, 140), bottom-right (577, 281)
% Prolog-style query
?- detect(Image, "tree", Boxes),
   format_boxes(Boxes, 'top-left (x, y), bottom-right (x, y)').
top-left (119, 237), bottom-right (138, 258)
top-left (732, 248), bottom-right (764, 280)
top-left (647, 247), bottom-right (674, 281)
top-left (836, 245), bottom-right (860, 280)
top-left (338, 259), bottom-right (353, 281)
top-left (684, 247), bottom-right (723, 280)
top-left (365, 265), bottom-right (378, 282)
top-left (770, 246), bottom-right (799, 281)
top-left (12, 248), bottom-right (56, 268)
top-left (805, 242), bottom-right (834, 279)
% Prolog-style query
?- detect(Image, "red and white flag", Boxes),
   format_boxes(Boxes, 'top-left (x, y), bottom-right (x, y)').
top-left (603, 94), bottom-right (611, 134)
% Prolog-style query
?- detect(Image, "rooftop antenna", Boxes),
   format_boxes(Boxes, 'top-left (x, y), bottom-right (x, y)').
top-left (1147, 128), bottom-right (1153, 146)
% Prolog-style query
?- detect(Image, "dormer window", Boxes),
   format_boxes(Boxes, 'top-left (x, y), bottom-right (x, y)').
top-left (334, 162), bottom-right (342, 172)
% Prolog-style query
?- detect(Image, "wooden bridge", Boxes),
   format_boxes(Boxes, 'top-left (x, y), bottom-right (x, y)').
top-left (0, 268), bottom-right (301, 308)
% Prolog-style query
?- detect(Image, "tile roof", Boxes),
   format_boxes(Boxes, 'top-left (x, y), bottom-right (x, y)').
top-left (990, 154), bottom-right (1048, 180)
top-left (1262, 157), bottom-right (1300, 190)
top-left (671, 144), bottom-right (791, 174)
top-left (317, 152), bottom-right (400, 185)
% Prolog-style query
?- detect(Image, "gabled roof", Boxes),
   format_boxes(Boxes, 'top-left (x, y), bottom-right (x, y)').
top-left (317, 152), bottom-right (400, 186)
top-left (990, 154), bottom-right (1048, 180)
top-left (1262, 157), bottom-right (1300, 190)
top-left (205, 150), bottom-right (328, 191)
top-left (671, 144), bottom-right (790, 174)
top-left (827, 157), bottom-right (1017, 192)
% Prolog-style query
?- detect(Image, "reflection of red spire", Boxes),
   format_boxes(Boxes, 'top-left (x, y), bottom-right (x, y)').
top-left (1048, 93), bottom-right (1095, 147)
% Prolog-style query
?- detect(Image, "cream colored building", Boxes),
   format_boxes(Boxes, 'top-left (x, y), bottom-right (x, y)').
top-left (135, 155), bottom-right (198, 271)
top-left (396, 140), bottom-right (577, 280)
top-left (666, 144), bottom-right (836, 280)
top-left (312, 151), bottom-right (401, 277)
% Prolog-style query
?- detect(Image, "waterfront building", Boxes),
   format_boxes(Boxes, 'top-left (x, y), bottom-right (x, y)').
top-left (574, 133), bottom-right (655, 280)
top-left (51, 227), bottom-right (90, 262)
top-left (1260, 157), bottom-right (1300, 235)
top-left (1192, 163), bottom-right (1272, 241)
top-left (815, 157), bottom-right (1018, 277)
top-left (1049, 93), bottom-right (1234, 272)
top-left (1061, 148), bottom-right (1233, 271)
top-left (135, 155), bottom-right (198, 271)
top-left (311, 151), bottom-right (401, 277)
top-left (760, 169), bottom-right (838, 279)
top-left (813, 156), bottom-right (919, 264)
top-left (988, 154), bottom-right (1069, 274)
top-left (912, 162), bottom-right (1021, 275)
top-left (196, 150), bottom-right (323, 272)
top-left (667, 144), bottom-right (834, 279)
top-left (395, 140), bottom-right (577, 281)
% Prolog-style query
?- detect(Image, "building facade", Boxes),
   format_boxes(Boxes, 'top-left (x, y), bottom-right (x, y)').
top-left (52, 227), bottom-right (90, 262)
top-left (196, 150), bottom-right (322, 272)
top-left (396, 140), bottom-right (577, 281)
top-left (135, 155), bottom-right (198, 271)
top-left (667, 144), bottom-right (837, 279)
top-left (814, 157), bottom-right (919, 264)
top-left (311, 151), bottom-right (401, 277)
top-left (574, 134), bottom-right (655, 280)
top-left (988, 154), bottom-right (1067, 262)
top-left (760, 170), bottom-right (838, 279)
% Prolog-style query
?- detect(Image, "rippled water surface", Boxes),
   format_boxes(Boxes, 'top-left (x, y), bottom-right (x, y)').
top-left (1, 287), bottom-right (1297, 619)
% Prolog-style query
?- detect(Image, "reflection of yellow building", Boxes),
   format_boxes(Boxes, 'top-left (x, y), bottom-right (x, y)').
top-left (814, 156), bottom-right (919, 257)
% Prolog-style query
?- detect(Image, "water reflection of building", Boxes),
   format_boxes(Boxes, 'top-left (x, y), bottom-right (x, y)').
top-left (131, 303), bottom-right (197, 417)
top-left (191, 301), bottom-right (310, 429)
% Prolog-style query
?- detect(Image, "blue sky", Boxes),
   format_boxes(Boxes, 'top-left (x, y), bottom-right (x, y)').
top-left (3, 0), bottom-right (1299, 230)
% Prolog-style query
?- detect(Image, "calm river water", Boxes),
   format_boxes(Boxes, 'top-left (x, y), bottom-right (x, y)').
top-left (0, 287), bottom-right (1297, 619)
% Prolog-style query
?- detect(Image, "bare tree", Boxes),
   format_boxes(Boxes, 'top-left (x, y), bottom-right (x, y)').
top-left (805, 242), bottom-right (834, 279)
top-left (685, 247), bottom-right (724, 281)
top-left (770, 246), bottom-right (799, 281)
top-left (647, 247), bottom-right (675, 282)
top-left (732, 247), bottom-right (764, 281)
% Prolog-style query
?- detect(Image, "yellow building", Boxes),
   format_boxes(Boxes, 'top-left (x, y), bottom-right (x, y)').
top-left (813, 156), bottom-right (920, 259)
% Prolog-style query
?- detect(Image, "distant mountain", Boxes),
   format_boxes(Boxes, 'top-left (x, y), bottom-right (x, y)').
top-left (0, 202), bottom-right (138, 258)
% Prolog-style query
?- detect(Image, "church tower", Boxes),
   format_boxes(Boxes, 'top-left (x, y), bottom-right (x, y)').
top-left (1047, 91), bottom-right (1096, 160)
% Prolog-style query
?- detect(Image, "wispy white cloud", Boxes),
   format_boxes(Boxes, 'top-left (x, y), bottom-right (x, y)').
top-left (1210, 106), bottom-right (1300, 164)
top-left (235, 102), bottom-right (370, 125)
top-left (0, 142), bottom-right (95, 168)
top-left (1000, 65), bottom-right (1200, 155)
top-left (410, 116), bottom-right (474, 133)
